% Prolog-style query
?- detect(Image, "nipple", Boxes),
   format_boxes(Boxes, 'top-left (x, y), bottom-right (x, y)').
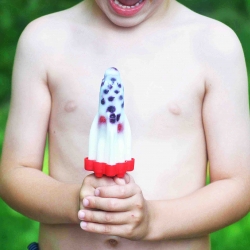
top-left (64, 101), bottom-right (77, 113)
top-left (168, 103), bottom-right (181, 116)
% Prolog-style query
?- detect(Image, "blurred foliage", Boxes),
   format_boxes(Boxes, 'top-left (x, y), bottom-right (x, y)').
top-left (0, 198), bottom-right (39, 250)
top-left (0, 0), bottom-right (249, 249)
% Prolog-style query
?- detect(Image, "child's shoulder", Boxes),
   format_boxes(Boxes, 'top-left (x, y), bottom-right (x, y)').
top-left (172, 2), bottom-right (243, 66)
top-left (177, 3), bottom-right (241, 54)
top-left (18, 3), bottom-right (85, 54)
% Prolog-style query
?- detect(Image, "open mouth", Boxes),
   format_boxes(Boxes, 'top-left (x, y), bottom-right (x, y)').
top-left (109, 0), bottom-right (146, 17)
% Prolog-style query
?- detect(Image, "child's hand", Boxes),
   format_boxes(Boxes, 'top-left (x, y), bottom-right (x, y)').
top-left (78, 174), bottom-right (150, 240)
top-left (79, 174), bottom-right (118, 210)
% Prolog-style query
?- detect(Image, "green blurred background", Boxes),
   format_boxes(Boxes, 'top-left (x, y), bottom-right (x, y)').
top-left (0, 0), bottom-right (249, 249)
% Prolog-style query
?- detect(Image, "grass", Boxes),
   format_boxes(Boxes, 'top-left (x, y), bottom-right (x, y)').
top-left (0, 199), bottom-right (39, 249)
top-left (211, 215), bottom-right (250, 249)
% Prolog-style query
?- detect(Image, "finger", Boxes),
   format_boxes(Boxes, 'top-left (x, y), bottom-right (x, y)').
top-left (80, 221), bottom-right (131, 238)
top-left (78, 209), bottom-right (130, 225)
top-left (83, 196), bottom-right (133, 212)
top-left (80, 174), bottom-right (117, 202)
top-left (113, 177), bottom-right (126, 185)
top-left (126, 174), bottom-right (135, 183)
top-left (84, 174), bottom-right (116, 189)
top-left (95, 183), bottom-right (138, 198)
top-left (113, 174), bottom-right (133, 185)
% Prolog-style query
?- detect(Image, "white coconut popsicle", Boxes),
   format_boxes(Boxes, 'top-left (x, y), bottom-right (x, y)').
top-left (85, 67), bottom-right (134, 177)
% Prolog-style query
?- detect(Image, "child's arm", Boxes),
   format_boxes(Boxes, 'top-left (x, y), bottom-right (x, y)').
top-left (145, 23), bottom-right (250, 240)
top-left (78, 24), bottom-right (250, 240)
top-left (0, 20), bottom-right (80, 224)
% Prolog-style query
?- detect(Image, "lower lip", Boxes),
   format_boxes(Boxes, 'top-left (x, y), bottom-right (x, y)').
top-left (109, 0), bottom-right (146, 17)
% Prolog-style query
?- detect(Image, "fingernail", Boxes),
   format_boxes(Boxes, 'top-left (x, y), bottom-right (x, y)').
top-left (78, 210), bottom-right (85, 219)
top-left (83, 198), bottom-right (89, 207)
top-left (80, 221), bottom-right (87, 229)
top-left (95, 189), bottom-right (100, 196)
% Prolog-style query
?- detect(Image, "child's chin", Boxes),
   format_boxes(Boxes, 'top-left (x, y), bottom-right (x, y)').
top-left (107, 14), bottom-right (146, 28)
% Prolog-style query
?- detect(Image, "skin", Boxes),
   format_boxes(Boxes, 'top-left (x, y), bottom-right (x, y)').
top-left (0, 0), bottom-right (250, 249)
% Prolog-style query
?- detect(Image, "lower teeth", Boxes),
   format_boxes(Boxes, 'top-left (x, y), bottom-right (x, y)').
top-left (114, 0), bottom-right (143, 8)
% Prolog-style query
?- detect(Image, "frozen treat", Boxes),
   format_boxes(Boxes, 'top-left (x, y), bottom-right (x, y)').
top-left (85, 67), bottom-right (134, 177)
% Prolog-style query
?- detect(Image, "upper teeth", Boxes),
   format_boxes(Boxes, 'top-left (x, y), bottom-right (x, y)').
top-left (114, 0), bottom-right (143, 8)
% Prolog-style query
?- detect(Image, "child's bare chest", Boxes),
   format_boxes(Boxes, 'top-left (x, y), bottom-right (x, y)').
top-left (48, 30), bottom-right (205, 134)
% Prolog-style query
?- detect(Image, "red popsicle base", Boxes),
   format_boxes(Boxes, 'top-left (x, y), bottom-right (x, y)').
top-left (84, 157), bottom-right (135, 178)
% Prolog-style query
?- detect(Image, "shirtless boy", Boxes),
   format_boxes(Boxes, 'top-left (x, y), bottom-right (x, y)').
top-left (0, 0), bottom-right (250, 249)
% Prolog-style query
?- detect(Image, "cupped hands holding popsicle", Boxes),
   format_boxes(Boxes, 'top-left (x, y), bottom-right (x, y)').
top-left (78, 173), bottom-right (151, 240)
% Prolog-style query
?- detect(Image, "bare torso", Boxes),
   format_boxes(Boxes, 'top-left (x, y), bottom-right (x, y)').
top-left (38, 1), bottom-right (210, 249)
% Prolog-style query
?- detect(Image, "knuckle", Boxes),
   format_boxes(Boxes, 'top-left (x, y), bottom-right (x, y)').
top-left (135, 201), bottom-right (143, 210)
top-left (126, 225), bottom-right (134, 237)
top-left (88, 212), bottom-right (94, 222)
top-left (134, 195), bottom-right (144, 210)
top-left (91, 197), bottom-right (97, 207)
top-left (87, 223), bottom-right (94, 232)
top-left (119, 186), bottom-right (126, 197)
top-left (103, 224), bottom-right (112, 234)
top-left (104, 213), bottom-right (113, 223)
top-left (131, 212), bottom-right (142, 223)
top-left (107, 199), bottom-right (116, 210)
top-left (93, 225), bottom-right (100, 233)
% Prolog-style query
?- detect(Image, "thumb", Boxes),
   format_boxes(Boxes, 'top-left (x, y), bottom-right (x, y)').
top-left (125, 173), bottom-right (135, 184)
top-left (113, 177), bottom-right (126, 185)
top-left (114, 174), bottom-right (135, 185)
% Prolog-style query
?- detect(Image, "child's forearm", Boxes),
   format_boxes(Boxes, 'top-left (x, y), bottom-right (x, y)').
top-left (0, 165), bottom-right (80, 224)
top-left (146, 178), bottom-right (250, 240)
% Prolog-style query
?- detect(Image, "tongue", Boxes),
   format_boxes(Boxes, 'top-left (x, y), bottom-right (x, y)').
top-left (118, 0), bottom-right (140, 6)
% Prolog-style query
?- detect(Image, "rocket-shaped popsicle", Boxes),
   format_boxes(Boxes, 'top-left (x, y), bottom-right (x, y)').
top-left (84, 67), bottom-right (134, 178)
